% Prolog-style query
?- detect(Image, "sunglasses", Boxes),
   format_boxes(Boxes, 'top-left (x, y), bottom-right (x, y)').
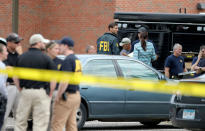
top-left (14, 41), bottom-right (20, 44)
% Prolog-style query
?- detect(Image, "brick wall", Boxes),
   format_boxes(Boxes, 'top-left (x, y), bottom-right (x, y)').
top-left (0, 0), bottom-right (205, 53)
top-left (0, 0), bottom-right (12, 38)
top-left (18, 0), bottom-right (43, 51)
top-left (40, 0), bottom-right (116, 53)
top-left (116, 0), bottom-right (205, 14)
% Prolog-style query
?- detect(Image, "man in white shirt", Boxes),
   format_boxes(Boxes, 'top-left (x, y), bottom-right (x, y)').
top-left (0, 39), bottom-right (9, 130)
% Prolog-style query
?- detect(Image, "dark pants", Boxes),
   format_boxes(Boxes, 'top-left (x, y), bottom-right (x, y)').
top-left (0, 94), bottom-right (7, 130)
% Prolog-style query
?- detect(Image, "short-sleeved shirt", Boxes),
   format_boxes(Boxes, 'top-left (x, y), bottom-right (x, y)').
top-left (4, 51), bottom-right (18, 66)
top-left (198, 58), bottom-right (205, 75)
top-left (198, 58), bottom-right (205, 67)
top-left (120, 49), bottom-right (129, 56)
top-left (0, 61), bottom-right (8, 98)
top-left (164, 54), bottom-right (185, 78)
top-left (16, 48), bottom-right (56, 89)
top-left (133, 41), bottom-right (156, 66)
top-left (53, 57), bottom-right (63, 70)
top-left (97, 33), bottom-right (120, 55)
top-left (60, 54), bottom-right (82, 93)
top-left (191, 57), bottom-right (198, 65)
top-left (130, 39), bottom-right (158, 54)
top-left (191, 57), bottom-right (200, 77)
top-left (3, 51), bottom-right (19, 83)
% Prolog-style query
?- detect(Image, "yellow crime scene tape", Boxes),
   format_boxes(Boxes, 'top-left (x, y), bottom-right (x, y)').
top-left (0, 67), bottom-right (205, 97)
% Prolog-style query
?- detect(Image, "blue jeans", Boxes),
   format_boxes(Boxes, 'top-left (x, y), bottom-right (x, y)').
top-left (0, 94), bottom-right (7, 130)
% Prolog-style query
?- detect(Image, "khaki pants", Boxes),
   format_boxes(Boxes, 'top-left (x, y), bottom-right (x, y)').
top-left (15, 88), bottom-right (51, 131)
top-left (51, 91), bottom-right (81, 131)
top-left (2, 84), bottom-right (19, 131)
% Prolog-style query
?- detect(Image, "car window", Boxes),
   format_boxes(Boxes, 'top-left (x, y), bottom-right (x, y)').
top-left (117, 60), bottom-right (159, 80)
top-left (83, 59), bottom-right (117, 78)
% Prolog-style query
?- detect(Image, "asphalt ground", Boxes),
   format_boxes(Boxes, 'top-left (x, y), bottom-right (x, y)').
top-left (5, 118), bottom-right (189, 131)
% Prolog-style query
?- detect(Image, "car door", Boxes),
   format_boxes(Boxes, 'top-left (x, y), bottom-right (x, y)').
top-left (116, 59), bottom-right (171, 117)
top-left (80, 59), bottom-right (125, 117)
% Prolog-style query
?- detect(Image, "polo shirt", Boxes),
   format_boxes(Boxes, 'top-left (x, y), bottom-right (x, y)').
top-left (16, 48), bottom-right (56, 89)
top-left (4, 51), bottom-right (19, 83)
top-left (53, 57), bottom-right (63, 70)
top-left (60, 54), bottom-right (82, 93)
top-left (198, 58), bottom-right (205, 67)
top-left (164, 54), bottom-right (185, 78)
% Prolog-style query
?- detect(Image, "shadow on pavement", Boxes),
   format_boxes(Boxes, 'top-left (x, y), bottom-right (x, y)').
top-left (81, 124), bottom-right (181, 130)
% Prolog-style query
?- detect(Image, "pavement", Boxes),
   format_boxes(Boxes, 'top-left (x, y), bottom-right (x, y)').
top-left (4, 118), bottom-right (189, 131)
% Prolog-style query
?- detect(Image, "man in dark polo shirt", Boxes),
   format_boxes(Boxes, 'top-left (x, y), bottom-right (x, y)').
top-left (51, 37), bottom-right (81, 131)
top-left (164, 43), bottom-right (187, 79)
top-left (14, 34), bottom-right (56, 131)
top-left (3, 33), bottom-right (23, 129)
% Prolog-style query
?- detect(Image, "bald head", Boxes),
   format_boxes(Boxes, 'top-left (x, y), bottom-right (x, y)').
top-left (173, 43), bottom-right (182, 57)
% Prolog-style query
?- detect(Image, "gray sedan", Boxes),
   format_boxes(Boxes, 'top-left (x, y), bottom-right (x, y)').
top-left (67, 55), bottom-right (172, 129)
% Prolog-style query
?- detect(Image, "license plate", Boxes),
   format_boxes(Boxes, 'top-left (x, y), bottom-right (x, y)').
top-left (182, 109), bottom-right (195, 120)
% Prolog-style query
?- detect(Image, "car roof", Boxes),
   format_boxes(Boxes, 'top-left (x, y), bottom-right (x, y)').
top-left (61, 54), bottom-right (160, 72)
top-left (76, 54), bottom-right (135, 60)
top-left (58, 54), bottom-right (138, 64)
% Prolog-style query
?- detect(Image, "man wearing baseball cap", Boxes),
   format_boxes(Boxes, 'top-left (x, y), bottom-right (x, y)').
top-left (119, 37), bottom-right (131, 56)
top-left (51, 37), bottom-right (81, 131)
top-left (14, 34), bottom-right (56, 131)
top-left (3, 33), bottom-right (23, 130)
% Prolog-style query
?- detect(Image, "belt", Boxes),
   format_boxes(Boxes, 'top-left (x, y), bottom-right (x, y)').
top-left (23, 87), bottom-right (50, 96)
top-left (7, 82), bottom-right (15, 85)
top-left (65, 90), bottom-right (77, 93)
top-left (23, 87), bottom-right (45, 89)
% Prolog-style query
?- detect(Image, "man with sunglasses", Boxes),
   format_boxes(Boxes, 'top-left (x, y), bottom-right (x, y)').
top-left (5, 33), bottom-right (23, 66)
top-left (2, 33), bottom-right (23, 130)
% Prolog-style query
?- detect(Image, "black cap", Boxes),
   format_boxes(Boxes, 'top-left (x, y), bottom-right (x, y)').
top-left (138, 27), bottom-right (148, 33)
top-left (6, 33), bottom-right (23, 43)
top-left (59, 37), bottom-right (74, 47)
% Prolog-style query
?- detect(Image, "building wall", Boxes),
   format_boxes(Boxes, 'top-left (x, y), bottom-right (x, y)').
top-left (18, 0), bottom-right (43, 51)
top-left (0, 0), bottom-right (12, 38)
top-left (0, 0), bottom-right (205, 53)
top-left (40, 0), bottom-right (116, 53)
top-left (116, 0), bottom-right (205, 14)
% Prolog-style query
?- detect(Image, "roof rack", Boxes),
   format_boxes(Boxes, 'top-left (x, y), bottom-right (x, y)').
top-left (114, 12), bottom-right (205, 24)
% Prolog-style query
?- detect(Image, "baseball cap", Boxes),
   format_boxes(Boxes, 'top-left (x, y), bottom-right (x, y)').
top-left (29, 34), bottom-right (47, 45)
top-left (43, 39), bottom-right (50, 44)
top-left (119, 38), bottom-right (131, 46)
top-left (138, 27), bottom-right (148, 33)
top-left (6, 33), bottom-right (23, 43)
top-left (59, 37), bottom-right (74, 47)
top-left (0, 37), bottom-right (7, 46)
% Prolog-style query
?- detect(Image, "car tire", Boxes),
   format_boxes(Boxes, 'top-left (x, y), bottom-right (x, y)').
top-left (140, 120), bottom-right (161, 126)
top-left (77, 103), bottom-right (87, 129)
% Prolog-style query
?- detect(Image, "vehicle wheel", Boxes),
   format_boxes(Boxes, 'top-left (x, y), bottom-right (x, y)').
top-left (140, 120), bottom-right (161, 126)
top-left (77, 103), bottom-right (87, 129)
